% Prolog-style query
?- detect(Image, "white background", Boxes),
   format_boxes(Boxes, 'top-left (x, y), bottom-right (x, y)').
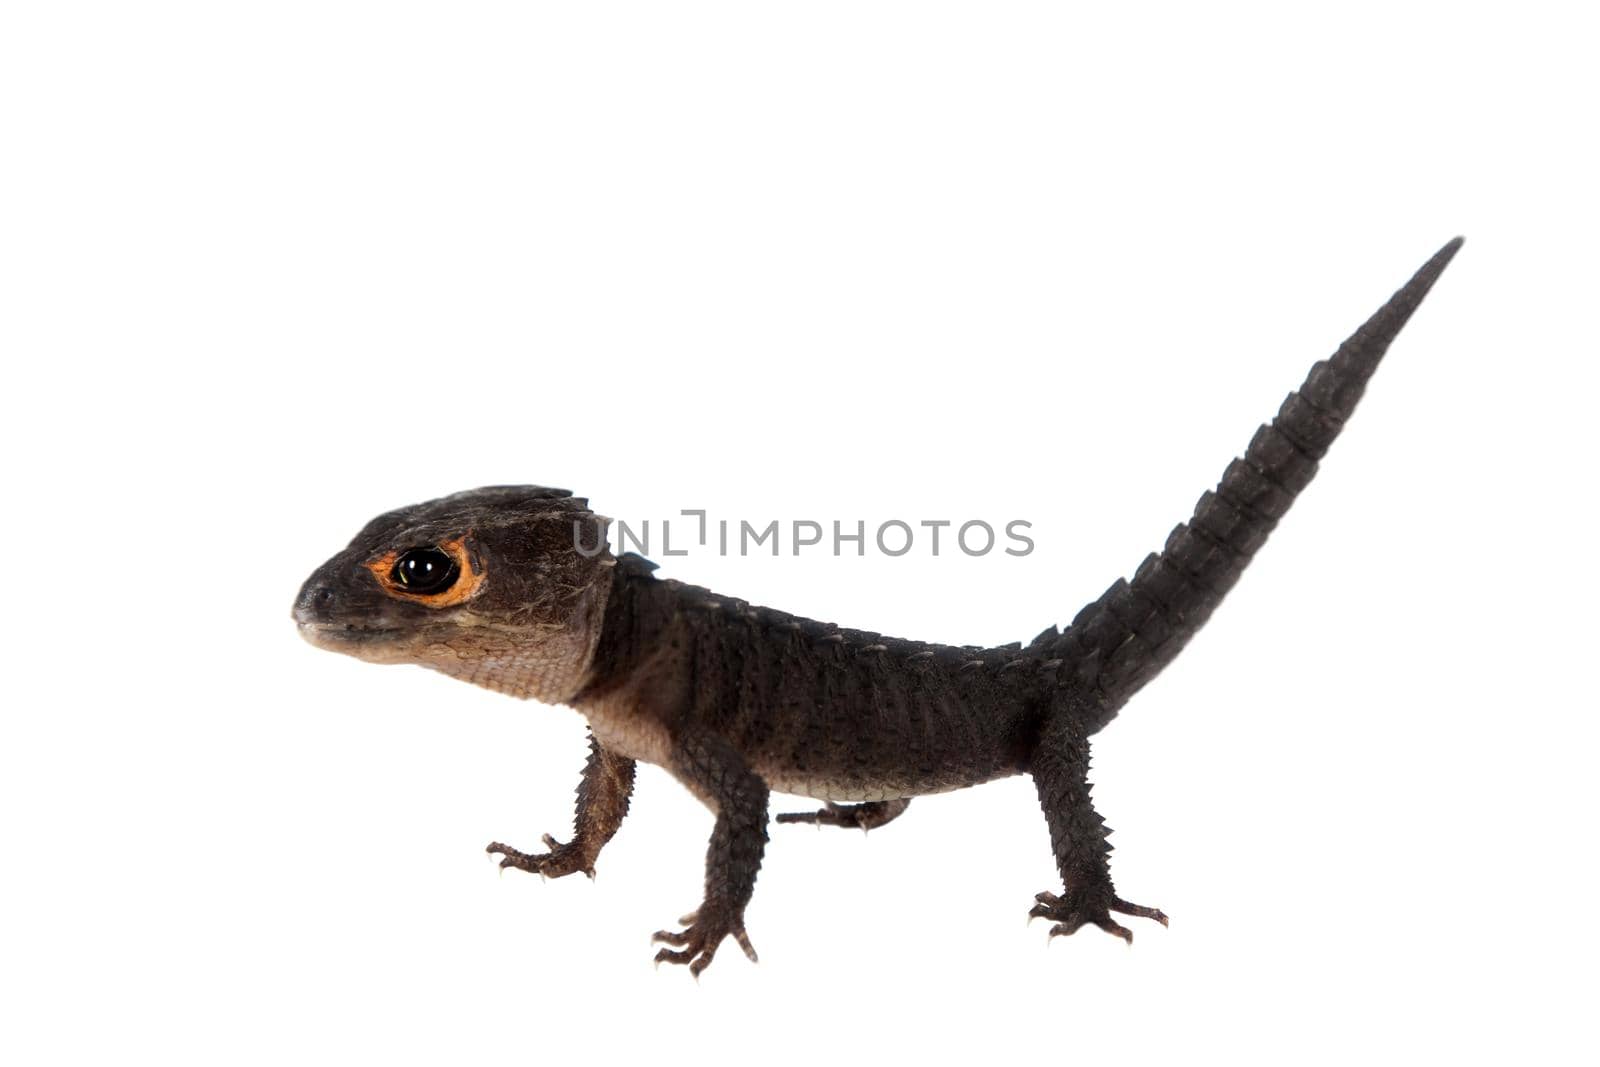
top-left (3, 3), bottom-right (1596, 1064)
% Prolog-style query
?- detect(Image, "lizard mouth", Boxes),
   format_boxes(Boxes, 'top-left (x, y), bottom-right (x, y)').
top-left (295, 620), bottom-right (429, 667)
top-left (296, 621), bottom-right (403, 646)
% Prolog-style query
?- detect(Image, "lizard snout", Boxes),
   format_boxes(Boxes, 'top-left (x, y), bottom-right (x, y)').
top-left (292, 583), bottom-right (339, 627)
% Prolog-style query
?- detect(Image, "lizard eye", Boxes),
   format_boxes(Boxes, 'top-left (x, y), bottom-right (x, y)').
top-left (367, 536), bottom-right (482, 606)
top-left (391, 547), bottom-right (459, 594)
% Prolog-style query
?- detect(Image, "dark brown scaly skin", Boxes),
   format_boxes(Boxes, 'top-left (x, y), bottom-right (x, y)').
top-left (293, 239), bottom-right (1462, 974)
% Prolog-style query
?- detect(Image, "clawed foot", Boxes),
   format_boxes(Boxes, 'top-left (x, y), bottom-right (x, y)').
top-left (775, 797), bottom-right (910, 831)
top-left (1029, 889), bottom-right (1168, 944)
top-left (485, 835), bottom-right (595, 879)
top-left (652, 905), bottom-right (759, 978)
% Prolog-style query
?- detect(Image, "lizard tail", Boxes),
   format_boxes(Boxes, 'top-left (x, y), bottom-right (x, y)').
top-left (1033, 237), bottom-right (1463, 719)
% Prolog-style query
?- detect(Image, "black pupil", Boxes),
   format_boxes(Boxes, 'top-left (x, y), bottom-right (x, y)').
top-left (391, 547), bottom-right (459, 594)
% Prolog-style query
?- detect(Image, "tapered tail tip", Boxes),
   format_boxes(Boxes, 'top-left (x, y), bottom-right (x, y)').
top-left (1379, 236), bottom-right (1465, 320)
top-left (1418, 236), bottom-right (1466, 284)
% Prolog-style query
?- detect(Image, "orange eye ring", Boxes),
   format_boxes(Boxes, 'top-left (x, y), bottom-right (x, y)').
top-left (366, 536), bottom-right (484, 607)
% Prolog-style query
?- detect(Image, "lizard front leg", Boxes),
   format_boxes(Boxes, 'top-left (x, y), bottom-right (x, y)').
top-left (652, 730), bottom-right (769, 977)
top-left (487, 732), bottom-right (636, 879)
top-left (1029, 710), bottom-right (1167, 942)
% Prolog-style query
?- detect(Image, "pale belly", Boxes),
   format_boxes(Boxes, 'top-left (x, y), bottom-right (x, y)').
top-left (760, 774), bottom-right (966, 804)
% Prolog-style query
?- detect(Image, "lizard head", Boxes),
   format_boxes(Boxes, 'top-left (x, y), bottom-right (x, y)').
top-left (292, 486), bottom-right (614, 702)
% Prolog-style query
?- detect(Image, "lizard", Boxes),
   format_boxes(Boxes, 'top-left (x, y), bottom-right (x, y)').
top-left (292, 238), bottom-right (1462, 976)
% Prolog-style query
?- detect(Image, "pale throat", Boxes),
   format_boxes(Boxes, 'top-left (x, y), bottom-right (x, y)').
top-left (417, 585), bottom-right (611, 705)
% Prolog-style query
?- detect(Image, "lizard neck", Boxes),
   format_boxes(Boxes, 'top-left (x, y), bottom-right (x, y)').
top-left (568, 555), bottom-right (677, 704)
top-left (564, 556), bottom-right (683, 765)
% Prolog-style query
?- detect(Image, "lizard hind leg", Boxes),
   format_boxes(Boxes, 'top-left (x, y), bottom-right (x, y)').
top-left (774, 797), bottom-right (911, 831)
top-left (1029, 711), bottom-right (1167, 943)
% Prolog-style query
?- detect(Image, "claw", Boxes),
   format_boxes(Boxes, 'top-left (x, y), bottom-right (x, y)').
top-left (732, 927), bottom-right (759, 963)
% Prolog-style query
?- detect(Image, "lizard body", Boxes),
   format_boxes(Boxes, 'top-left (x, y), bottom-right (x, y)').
top-left (294, 238), bottom-right (1461, 974)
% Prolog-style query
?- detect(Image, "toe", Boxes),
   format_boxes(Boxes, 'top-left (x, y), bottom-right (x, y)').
top-left (1047, 914), bottom-right (1087, 939)
top-left (1111, 897), bottom-right (1169, 926)
top-left (1092, 916), bottom-right (1134, 944)
top-left (654, 946), bottom-right (693, 967)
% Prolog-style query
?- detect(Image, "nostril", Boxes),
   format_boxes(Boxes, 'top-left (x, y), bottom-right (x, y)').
top-left (294, 584), bottom-right (338, 624)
